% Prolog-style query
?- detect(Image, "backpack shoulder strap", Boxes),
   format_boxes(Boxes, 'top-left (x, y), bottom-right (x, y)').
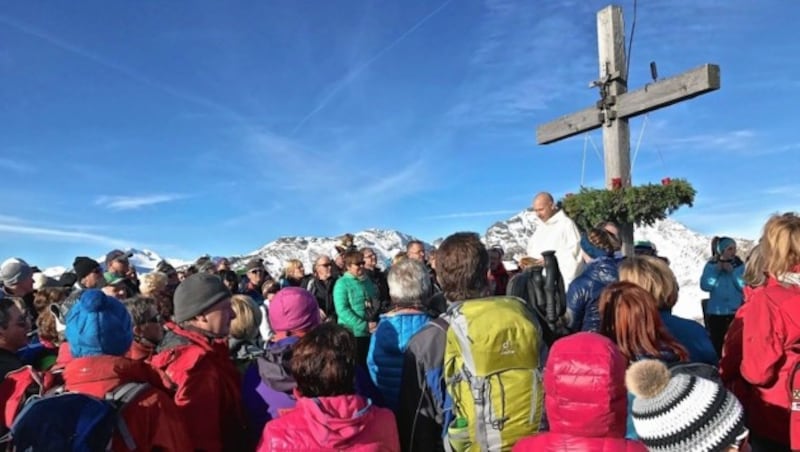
top-left (106, 382), bottom-right (150, 451)
top-left (430, 316), bottom-right (449, 333)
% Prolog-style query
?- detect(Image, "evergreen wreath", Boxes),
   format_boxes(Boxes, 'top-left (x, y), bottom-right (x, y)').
top-left (560, 178), bottom-right (696, 231)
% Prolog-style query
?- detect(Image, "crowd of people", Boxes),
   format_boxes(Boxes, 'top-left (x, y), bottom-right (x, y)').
top-left (0, 192), bottom-right (797, 452)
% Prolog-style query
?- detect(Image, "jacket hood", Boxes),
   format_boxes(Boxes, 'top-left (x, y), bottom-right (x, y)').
top-left (257, 337), bottom-right (299, 393)
top-left (544, 332), bottom-right (628, 437)
top-left (297, 395), bottom-right (376, 447)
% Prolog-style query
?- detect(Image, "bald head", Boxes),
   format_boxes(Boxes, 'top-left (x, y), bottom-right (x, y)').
top-left (532, 192), bottom-right (557, 221)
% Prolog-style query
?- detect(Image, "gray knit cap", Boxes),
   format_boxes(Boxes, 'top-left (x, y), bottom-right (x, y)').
top-left (627, 359), bottom-right (747, 452)
top-left (173, 273), bottom-right (231, 323)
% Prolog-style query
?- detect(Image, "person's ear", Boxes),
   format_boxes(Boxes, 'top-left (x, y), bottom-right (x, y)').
top-left (292, 387), bottom-right (303, 399)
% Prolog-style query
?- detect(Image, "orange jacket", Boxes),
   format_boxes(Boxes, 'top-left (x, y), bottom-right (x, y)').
top-left (62, 355), bottom-right (191, 452)
top-left (150, 322), bottom-right (248, 452)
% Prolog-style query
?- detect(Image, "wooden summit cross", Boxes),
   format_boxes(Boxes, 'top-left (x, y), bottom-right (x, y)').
top-left (536, 5), bottom-right (720, 256)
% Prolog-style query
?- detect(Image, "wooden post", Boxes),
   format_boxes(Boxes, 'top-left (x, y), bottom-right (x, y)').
top-left (534, 5), bottom-right (720, 257)
top-left (598, 5), bottom-right (634, 256)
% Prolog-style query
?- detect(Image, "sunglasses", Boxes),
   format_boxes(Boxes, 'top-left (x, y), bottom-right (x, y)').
top-left (318, 262), bottom-right (332, 267)
top-left (355, 261), bottom-right (365, 266)
top-left (249, 269), bottom-right (264, 274)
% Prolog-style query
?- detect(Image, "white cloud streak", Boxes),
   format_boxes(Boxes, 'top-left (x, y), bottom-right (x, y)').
top-left (0, 223), bottom-right (131, 248)
top-left (290, 0), bottom-right (454, 135)
top-left (0, 158), bottom-right (34, 174)
top-left (95, 194), bottom-right (187, 210)
top-left (0, 15), bottom-right (246, 123)
top-left (423, 209), bottom-right (520, 220)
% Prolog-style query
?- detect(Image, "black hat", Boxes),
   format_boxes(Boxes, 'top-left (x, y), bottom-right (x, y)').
top-left (73, 257), bottom-right (101, 281)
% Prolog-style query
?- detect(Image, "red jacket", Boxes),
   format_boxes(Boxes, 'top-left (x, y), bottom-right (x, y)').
top-left (513, 332), bottom-right (647, 452)
top-left (258, 395), bottom-right (399, 451)
top-left (62, 355), bottom-right (191, 452)
top-left (721, 276), bottom-right (800, 446)
top-left (150, 322), bottom-right (248, 452)
top-left (489, 265), bottom-right (510, 296)
top-left (125, 339), bottom-right (155, 362)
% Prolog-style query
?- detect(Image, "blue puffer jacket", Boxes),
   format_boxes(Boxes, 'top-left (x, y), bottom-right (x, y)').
top-left (566, 257), bottom-right (619, 332)
top-left (367, 311), bottom-right (431, 411)
top-left (700, 260), bottom-right (744, 315)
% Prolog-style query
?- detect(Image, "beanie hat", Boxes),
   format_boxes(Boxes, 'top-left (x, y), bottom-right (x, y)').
top-left (580, 234), bottom-right (613, 259)
top-left (716, 237), bottom-right (735, 256)
top-left (73, 257), bottom-right (101, 281)
top-left (0, 258), bottom-right (32, 286)
top-left (105, 249), bottom-right (132, 265)
top-left (268, 287), bottom-right (321, 333)
top-left (626, 359), bottom-right (747, 452)
top-left (245, 258), bottom-right (264, 272)
top-left (33, 273), bottom-right (59, 291)
top-left (59, 272), bottom-right (78, 288)
top-left (173, 273), bottom-right (231, 323)
top-left (66, 289), bottom-right (133, 357)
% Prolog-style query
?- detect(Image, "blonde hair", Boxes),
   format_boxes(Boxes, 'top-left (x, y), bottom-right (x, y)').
top-left (230, 295), bottom-right (262, 341)
top-left (284, 259), bottom-right (304, 276)
top-left (761, 212), bottom-right (800, 277)
top-left (392, 251), bottom-right (407, 266)
top-left (618, 255), bottom-right (678, 310)
top-left (140, 271), bottom-right (168, 297)
top-left (743, 243), bottom-right (767, 288)
top-left (518, 257), bottom-right (537, 270)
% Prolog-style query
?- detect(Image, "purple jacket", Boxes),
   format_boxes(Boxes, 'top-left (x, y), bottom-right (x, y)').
top-left (242, 336), bottom-right (385, 444)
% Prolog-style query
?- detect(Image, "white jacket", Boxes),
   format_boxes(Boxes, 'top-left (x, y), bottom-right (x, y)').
top-left (526, 209), bottom-right (583, 288)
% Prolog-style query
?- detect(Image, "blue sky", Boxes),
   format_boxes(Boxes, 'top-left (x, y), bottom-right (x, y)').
top-left (1, 0), bottom-right (798, 267)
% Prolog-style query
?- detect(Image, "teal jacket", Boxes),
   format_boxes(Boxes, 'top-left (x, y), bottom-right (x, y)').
top-left (333, 272), bottom-right (377, 337)
top-left (700, 260), bottom-right (745, 315)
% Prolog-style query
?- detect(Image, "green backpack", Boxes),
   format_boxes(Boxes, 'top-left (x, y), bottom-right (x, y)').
top-left (442, 296), bottom-right (546, 452)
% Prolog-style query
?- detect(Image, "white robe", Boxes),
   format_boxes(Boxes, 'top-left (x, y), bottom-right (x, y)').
top-left (526, 209), bottom-right (583, 288)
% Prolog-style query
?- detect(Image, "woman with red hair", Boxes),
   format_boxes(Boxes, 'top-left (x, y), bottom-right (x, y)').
top-left (598, 281), bottom-right (688, 439)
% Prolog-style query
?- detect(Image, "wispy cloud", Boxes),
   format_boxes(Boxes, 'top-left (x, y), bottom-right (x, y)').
top-left (0, 157), bottom-right (34, 174)
top-left (661, 129), bottom-right (755, 152)
top-left (0, 222), bottom-right (132, 248)
top-left (95, 194), bottom-right (187, 211)
top-left (447, 0), bottom-right (596, 127)
top-left (246, 130), bottom-right (431, 220)
top-left (423, 209), bottom-right (519, 220)
top-left (0, 15), bottom-right (246, 123)
top-left (761, 184), bottom-right (800, 198)
top-left (290, 0), bottom-right (454, 135)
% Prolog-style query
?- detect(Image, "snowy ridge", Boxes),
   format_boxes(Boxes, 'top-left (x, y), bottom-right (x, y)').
top-left (484, 209), bottom-right (755, 321)
top-left (237, 228), bottom-right (424, 277)
top-left (41, 212), bottom-right (753, 323)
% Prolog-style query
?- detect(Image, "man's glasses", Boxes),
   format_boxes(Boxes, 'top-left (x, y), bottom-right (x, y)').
top-left (249, 269), bottom-right (264, 274)
top-left (356, 261), bottom-right (365, 266)
top-left (318, 262), bottom-right (332, 267)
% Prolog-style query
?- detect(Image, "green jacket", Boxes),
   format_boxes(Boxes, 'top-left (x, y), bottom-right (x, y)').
top-left (333, 272), bottom-right (378, 337)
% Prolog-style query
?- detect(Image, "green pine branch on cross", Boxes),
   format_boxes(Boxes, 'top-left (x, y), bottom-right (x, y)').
top-left (560, 179), bottom-right (696, 231)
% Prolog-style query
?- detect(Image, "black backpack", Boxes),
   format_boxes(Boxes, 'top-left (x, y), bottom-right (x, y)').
top-left (506, 250), bottom-right (567, 346)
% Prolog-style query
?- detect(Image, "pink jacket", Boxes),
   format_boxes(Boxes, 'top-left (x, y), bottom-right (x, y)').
top-left (257, 395), bottom-right (399, 452)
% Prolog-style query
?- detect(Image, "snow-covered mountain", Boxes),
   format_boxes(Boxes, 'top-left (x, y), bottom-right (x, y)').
top-left (486, 210), bottom-right (755, 321)
top-left (44, 249), bottom-right (191, 277)
top-left (235, 229), bottom-right (423, 278)
top-left (42, 211), bottom-right (753, 323)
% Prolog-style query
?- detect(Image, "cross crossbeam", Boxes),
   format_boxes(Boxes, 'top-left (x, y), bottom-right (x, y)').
top-left (537, 64), bottom-right (720, 145)
top-left (535, 5), bottom-right (721, 255)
